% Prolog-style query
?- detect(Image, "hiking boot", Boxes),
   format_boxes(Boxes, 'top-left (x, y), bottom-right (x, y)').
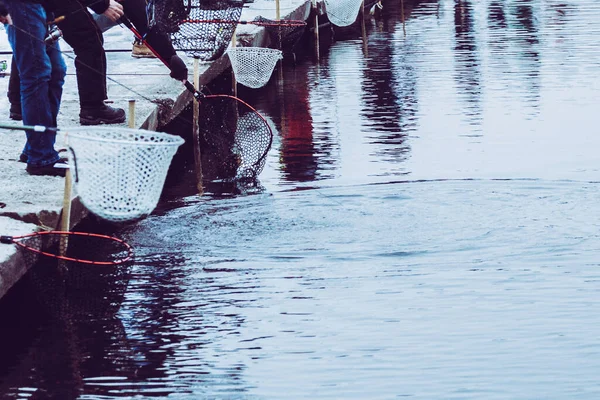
top-left (26, 159), bottom-right (69, 177)
top-left (20, 150), bottom-right (68, 164)
top-left (132, 39), bottom-right (156, 58)
top-left (80, 105), bottom-right (126, 125)
top-left (9, 103), bottom-right (22, 121)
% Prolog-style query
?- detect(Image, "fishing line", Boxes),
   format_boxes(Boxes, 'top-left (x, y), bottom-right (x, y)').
top-left (3, 11), bottom-right (203, 141)
top-left (5, 3), bottom-right (274, 182)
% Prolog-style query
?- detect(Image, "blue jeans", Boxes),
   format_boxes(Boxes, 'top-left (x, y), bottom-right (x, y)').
top-left (4, 1), bottom-right (67, 167)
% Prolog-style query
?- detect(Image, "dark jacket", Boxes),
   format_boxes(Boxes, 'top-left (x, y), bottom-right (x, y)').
top-left (47, 0), bottom-right (110, 15)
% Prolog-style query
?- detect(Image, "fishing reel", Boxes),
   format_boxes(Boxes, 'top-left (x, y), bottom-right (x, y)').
top-left (44, 24), bottom-right (62, 44)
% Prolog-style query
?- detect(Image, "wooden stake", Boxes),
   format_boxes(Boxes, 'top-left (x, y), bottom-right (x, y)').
top-left (361, 0), bottom-right (368, 57)
top-left (128, 99), bottom-right (136, 129)
top-left (192, 58), bottom-right (204, 195)
top-left (401, 0), bottom-right (406, 36)
top-left (59, 165), bottom-right (72, 258)
top-left (276, 0), bottom-right (283, 81)
top-left (313, 0), bottom-right (320, 60)
top-left (231, 27), bottom-right (237, 97)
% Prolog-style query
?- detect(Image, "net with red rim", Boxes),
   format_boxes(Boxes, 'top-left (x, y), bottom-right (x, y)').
top-left (199, 94), bottom-right (273, 181)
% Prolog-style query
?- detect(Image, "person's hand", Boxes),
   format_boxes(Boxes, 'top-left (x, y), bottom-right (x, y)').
top-left (102, 0), bottom-right (124, 22)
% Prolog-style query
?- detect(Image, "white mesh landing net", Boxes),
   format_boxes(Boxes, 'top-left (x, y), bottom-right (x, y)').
top-left (227, 47), bottom-right (283, 89)
top-left (324, 0), bottom-right (364, 27)
top-left (65, 127), bottom-right (184, 223)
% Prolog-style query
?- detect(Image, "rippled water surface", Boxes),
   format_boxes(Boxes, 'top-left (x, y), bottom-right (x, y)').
top-left (2, 0), bottom-right (600, 398)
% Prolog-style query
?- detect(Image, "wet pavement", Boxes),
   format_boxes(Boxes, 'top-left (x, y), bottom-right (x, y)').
top-left (1, 0), bottom-right (600, 398)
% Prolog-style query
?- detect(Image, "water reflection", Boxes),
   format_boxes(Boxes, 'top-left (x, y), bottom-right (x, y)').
top-left (454, 0), bottom-right (483, 125)
top-left (361, 2), bottom-right (416, 164)
top-left (511, 0), bottom-right (541, 108)
top-left (0, 274), bottom-right (133, 399)
top-left (2, 0), bottom-right (600, 397)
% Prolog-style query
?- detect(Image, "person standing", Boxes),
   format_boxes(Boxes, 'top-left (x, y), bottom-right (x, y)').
top-left (7, 0), bottom-right (186, 124)
top-left (52, 0), bottom-right (126, 125)
top-left (1, 0), bottom-right (69, 176)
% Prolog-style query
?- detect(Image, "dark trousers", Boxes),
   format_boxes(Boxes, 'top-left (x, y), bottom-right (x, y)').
top-left (56, 1), bottom-right (108, 109)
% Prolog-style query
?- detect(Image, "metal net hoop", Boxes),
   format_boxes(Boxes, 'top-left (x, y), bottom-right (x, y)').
top-left (65, 127), bottom-right (184, 223)
top-left (227, 47), bottom-right (283, 88)
top-left (169, 0), bottom-right (243, 60)
top-left (324, 0), bottom-right (364, 27)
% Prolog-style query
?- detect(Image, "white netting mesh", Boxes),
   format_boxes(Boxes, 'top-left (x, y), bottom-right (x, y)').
top-left (65, 127), bottom-right (184, 223)
top-left (227, 47), bottom-right (283, 89)
top-left (324, 0), bottom-right (363, 27)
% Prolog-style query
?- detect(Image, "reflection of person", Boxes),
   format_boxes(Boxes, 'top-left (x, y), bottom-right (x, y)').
top-left (1, 0), bottom-right (69, 176)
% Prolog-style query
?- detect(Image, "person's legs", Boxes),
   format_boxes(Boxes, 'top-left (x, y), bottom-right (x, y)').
top-left (56, 4), bottom-right (107, 108)
top-left (7, 56), bottom-right (21, 120)
top-left (5, 0), bottom-right (62, 170)
top-left (56, 0), bottom-right (125, 125)
top-left (47, 40), bottom-right (67, 127)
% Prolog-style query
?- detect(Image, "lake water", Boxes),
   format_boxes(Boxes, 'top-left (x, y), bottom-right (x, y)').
top-left (2, 0), bottom-right (600, 398)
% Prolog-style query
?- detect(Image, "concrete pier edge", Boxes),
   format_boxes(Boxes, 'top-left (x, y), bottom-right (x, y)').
top-left (0, 0), bottom-right (369, 299)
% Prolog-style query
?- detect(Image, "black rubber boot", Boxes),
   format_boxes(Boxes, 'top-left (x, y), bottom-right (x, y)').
top-left (9, 103), bottom-right (22, 121)
top-left (80, 104), bottom-right (126, 125)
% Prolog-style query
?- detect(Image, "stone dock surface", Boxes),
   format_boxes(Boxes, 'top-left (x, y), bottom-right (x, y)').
top-left (0, 0), bottom-right (316, 299)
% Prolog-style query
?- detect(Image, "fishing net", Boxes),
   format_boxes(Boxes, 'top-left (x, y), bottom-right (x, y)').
top-left (150, 0), bottom-right (244, 60)
top-left (227, 46), bottom-right (282, 88)
top-left (199, 95), bottom-right (273, 181)
top-left (65, 127), bottom-right (184, 223)
top-left (147, 0), bottom-right (189, 34)
top-left (25, 233), bottom-right (132, 322)
top-left (324, 0), bottom-right (363, 27)
top-left (252, 16), bottom-right (307, 52)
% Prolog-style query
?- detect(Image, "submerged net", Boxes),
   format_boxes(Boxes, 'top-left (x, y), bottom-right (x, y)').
top-left (151, 0), bottom-right (244, 60)
top-left (25, 233), bottom-right (132, 322)
top-left (324, 0), bottom-right (364, 27)
top-left (66, 127), bottom-right (184, 223)
top-left (227, 47), bottom-right (282, 88)
top-left (199, 95), bottom-right (272, 181)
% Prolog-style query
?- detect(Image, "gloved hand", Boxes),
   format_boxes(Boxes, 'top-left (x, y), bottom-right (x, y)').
top-left (0, 2), bottom-right (11, 25)
top-left (169, 55), bottom-right (188, 81)
top-left (0, 1), bottom-right (7, 16)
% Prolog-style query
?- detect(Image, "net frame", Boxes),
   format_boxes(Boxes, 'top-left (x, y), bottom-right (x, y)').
top-left (227, 47), bottom-right (283, 88)
top-left (324, 0), bottom-right (364, 27)
top-left (65, 127), bottom-right (184, 223)
top-left (199, 94), bottom-right (273, 181)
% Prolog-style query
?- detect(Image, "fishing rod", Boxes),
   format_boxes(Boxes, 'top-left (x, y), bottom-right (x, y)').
top-left (118, 14), bottom-right (270, 120)
top-left (119, 14), bottom-right (273, 181)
